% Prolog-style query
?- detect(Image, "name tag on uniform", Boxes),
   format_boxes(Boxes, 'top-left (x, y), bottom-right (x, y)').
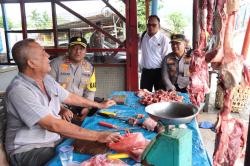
top-left (82, 73), bottom-right (91, 77)
top-left (60, 72), bottom-right (70, 76)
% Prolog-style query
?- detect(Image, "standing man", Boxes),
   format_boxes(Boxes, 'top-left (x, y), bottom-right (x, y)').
top-left (161, 34), bottom-right (191, 93)
top-left (140, 15), bottom-right (171, 92)
top-left (5, 39), bottom-right (120, 166)
top-left (50, 37), bottom-right (96, 123)
top-left (90, 21), bottom-right (105, 63)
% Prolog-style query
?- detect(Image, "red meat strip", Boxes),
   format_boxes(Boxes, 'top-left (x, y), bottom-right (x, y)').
top-left (207, 0), bottom-right (215, 34)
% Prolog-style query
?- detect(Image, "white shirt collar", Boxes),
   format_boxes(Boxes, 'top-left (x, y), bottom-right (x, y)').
top-left (146, 31), bottom-right (161, 40)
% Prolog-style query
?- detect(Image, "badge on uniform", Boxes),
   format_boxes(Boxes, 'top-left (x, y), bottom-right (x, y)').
top-left (82, 62), bottom-right (91, 72)
top-left (87, 69), bottom-right (96, 92)
top-left (60, 64), bottom-right (69, 72)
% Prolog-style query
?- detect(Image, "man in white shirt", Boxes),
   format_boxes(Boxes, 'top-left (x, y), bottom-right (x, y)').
top-left (140, 15), bottom-right (170, 92)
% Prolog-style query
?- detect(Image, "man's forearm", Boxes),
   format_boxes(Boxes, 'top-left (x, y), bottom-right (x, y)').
top-left (162, 64), bottom-right (175, 90)
top-left (39, 115), bottom-right (100, 141)
top-left (63, 93), bottom-right (101, 109)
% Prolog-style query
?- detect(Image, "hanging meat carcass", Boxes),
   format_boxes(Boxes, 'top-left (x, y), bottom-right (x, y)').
top-left (208, 0), bottom-right (249, 165)
top-left (190, 0), bottom-right (248, 165)
top-left (187, 0), bottom-right (210, 106)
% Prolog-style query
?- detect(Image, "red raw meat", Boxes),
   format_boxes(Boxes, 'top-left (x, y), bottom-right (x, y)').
top-left (213, 91), bottom-right (247, 166)
top-left (188, 50), bottom-right (210, 106)
top-left (81, 154), bottom-right (128, 166)
top-left (136, 90), bottom-right (183, 105)
top-left (188, 0), bottom-right (210, 106)
top-left (207, 0), bottom-right (214, 34)
top-left (142, 117), bottom-right (158, 131)
top-left (135, 89), bottom-right (152, 98)
top-left (205, 0), bottom-right (227, 64)
top-left (242, 65), bottom-right (250, 86)
top-left (108, 132), bottom-right (150, 162)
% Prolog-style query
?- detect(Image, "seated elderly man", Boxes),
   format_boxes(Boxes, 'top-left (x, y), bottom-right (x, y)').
top-left (161, 34), bottom-right (191, 93)
top-left (5, 39), bottom-right (120, 166)
top-left (50, 37), bottom-right (96, 124)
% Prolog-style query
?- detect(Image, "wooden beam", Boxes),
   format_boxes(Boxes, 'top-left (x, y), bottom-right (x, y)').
top-left (51, 0), bottom-right (58, 48)
top-left (55, 0), bottom-right (122, 45)
top-left (125, 0), bottom-right (138, 91)
top-left (146, 0), bottom-right (149, 21)
top-left (20, 0), bottom-right (27, 39)
top-left (102, 0), bottom-right (126, 22)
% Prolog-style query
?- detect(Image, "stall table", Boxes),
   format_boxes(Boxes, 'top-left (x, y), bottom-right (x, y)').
top-left (46, 91), bottom-right (212, 166)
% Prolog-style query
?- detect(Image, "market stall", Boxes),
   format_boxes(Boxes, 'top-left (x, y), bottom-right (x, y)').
top-left (46, 91), bottom-right (212, 166)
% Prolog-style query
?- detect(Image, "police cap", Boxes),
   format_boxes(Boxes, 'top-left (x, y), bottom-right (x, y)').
top-left (69, 37), bottom-right (87, 48)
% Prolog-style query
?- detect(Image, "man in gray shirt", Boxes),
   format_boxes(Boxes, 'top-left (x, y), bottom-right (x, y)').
top-left (5, 39), bottom-right (120, 166)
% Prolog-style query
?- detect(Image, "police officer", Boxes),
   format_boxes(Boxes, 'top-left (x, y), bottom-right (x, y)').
top-left (50, 37), bottom-right (96, 122)
top-left (161, 34), bottom-right (191, 93)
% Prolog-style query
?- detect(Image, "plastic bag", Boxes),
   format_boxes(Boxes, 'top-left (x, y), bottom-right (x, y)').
top-left (108, 132), bottom-right (150, 162)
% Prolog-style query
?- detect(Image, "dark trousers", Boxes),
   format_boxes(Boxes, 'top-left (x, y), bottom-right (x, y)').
top-left (175, 85), bottom-right (188, 93)
top-left (140, 68), bottom-right (163, 92)
top-left (67, 97), bottom-right (103, 116)
top-left (9, 147), bottom-right (55, 166)
top-left (68, 97), bottom-right (103, 126)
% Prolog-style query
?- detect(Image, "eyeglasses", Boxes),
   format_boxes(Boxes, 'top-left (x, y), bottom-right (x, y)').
top-left (147, 23), bottom-right (158, 27)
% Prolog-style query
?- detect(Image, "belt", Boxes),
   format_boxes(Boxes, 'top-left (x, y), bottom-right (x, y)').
top-left (142, 68), bottom-right (161, 70)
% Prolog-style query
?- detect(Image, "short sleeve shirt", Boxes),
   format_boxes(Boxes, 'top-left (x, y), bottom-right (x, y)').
top-left (5, 73), bottom-right (69, 155)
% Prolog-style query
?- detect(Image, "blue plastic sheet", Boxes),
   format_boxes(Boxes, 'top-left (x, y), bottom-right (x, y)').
top-left (46, 91), bottom-right (212, 166)
top-left (199, 121), bottom-right (215, 129)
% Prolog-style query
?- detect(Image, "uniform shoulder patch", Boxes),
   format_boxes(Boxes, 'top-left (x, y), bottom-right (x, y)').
top-left (60, 64), bottom-right (69, 72)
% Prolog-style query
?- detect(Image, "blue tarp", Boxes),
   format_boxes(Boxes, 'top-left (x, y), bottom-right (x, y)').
top-left (46, 91), bottom-right (212, 166)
